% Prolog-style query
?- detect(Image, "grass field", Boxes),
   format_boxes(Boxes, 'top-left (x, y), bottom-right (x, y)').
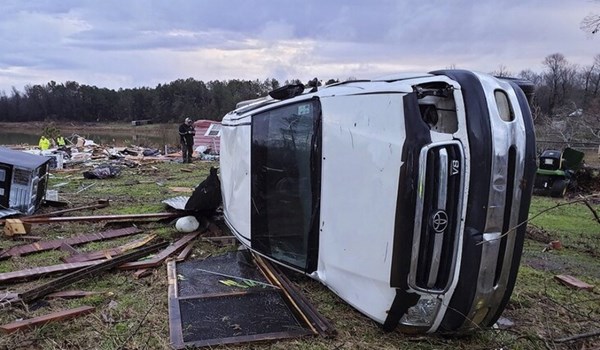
top-left (0, 158), bottom-right (599, 349)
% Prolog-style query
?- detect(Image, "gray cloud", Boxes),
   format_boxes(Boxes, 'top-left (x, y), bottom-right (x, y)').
top-left (0, 0), bottom-right (598, 93)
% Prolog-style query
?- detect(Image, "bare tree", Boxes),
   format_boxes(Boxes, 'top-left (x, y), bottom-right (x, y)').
top-left (542, 53), bottom-right (577, 113)
top-left (491, 64), bottom-right (512, 77)
top-left (581, 0), bottom-right (600, 34)
top-left (581, 13), bottom-right (600, 34)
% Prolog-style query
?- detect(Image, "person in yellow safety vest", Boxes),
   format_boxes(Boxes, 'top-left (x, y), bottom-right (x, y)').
top-left (56, 135), bottom-right (66, 146)
top-left (38, 136), bottom-right (50, 150)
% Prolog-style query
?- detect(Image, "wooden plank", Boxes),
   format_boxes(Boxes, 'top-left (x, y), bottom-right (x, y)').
top-left (62, 234), bottom-right (156, 263)
top-left (202, 236), bottom-right (237, 246)
top-left (18, 241), bottom-right (169, 303)
top-left (261, 257), bottom-right (336, 336)
top-left (554, 274), bottom-right (595, 290)
top-left (175, 241), bottom-right (195, 262)
top-left (167, 260), bottom-right (184, 348)
top-left (119, 233), bottom-right (199, 270)
top-left (133, 269), bottom-right (152, 279)
top-left (0, 306), bottom-right (95, 334)
top-left (176, 330), bottom-right (312, 349)
top-left (59, 243), bottom-right (80, 256)
top-left (0, 261), bottom-right (100, 284)
top-left (46, 290), bottom-right (101, 299)
top-left (0, 227), bottom-right (143, 260)
top-left (168, 187), bottom-right (194, 193)
top-left (20, 212), bottom-right (180, 224)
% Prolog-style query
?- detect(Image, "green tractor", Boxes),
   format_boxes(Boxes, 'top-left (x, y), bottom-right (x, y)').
top-left (534, 147), bottom-right (585, 197)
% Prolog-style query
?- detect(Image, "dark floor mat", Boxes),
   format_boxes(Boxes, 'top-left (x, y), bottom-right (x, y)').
top-left (168, 252), bottom-right (315, 348)
top-left (180, 290), bottom-right (306, 342)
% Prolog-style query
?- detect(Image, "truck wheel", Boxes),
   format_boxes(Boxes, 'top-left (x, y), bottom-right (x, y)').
top-left (550, 179), bottom-right (568, 198)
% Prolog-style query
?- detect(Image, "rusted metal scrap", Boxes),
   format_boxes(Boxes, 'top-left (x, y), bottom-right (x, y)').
top-left (0, 227), bottom-right (143, 260)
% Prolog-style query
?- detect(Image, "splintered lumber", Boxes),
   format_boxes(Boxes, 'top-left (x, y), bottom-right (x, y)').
top-left (554, 274), bottom-right (595, 290)
top-left (119, 233), bottom-right (199, 270)
top-left (259, 257), bottom-right (336, 337)
top-left (20, 212), bottom-right (180, 224)
top-left (0, 227), bottom-right (142, 260)
top-left (0, 261), bottom-right (100, 284)
top-left (19, 241), bottom-right (169, 303)
top-left (62, 234), bottom-right (156, 263)
top-left (0, 306), bottom-right (95, 334)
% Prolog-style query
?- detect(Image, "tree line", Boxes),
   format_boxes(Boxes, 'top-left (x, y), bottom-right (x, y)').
top-left (0, 78), bottom-right (286, 123)
top-left (0, 53), bottom-right (599, 143)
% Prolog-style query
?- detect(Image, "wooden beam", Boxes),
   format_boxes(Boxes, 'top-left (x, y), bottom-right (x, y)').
top-left (20, 212), bottom-right (180, 224)
top-left (175, 241), bottom-right (195, 261)
top-left (0, 227), bottom-right (143, 260)
top-left (0, 306), bottom-right (95, 334)
top-left (119, 233), bottom-right (199, 270)
top-left (0, 261), bottom-right (100, 284)
top-left (62, 234), bottom-right (156, 263)
top-left (18, 241), bottom-right (169, 303)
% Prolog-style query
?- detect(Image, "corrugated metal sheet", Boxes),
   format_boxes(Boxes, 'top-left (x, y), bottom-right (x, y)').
top-left (0, 208), bottom-right (20, 219)
top-left (0, 148), bottom-right (50, 169)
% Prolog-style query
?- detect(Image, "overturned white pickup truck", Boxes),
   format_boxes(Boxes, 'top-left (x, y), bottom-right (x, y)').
top-left (219, 70), bottom-right (536, 333)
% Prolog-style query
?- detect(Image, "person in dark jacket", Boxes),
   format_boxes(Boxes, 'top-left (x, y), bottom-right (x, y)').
top-left (179, 117), bottom-right (196, 163)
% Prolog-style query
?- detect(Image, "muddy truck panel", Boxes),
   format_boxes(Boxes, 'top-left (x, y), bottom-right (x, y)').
top-left (219, 69), bottom-right (536, 333)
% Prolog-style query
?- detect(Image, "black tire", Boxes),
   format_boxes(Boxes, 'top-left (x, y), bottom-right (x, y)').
top-left (550, 179), bottom-right (568, 198)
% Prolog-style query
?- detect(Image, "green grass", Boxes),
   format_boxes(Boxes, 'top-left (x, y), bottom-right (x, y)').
top-left (528, 196), bottom-right (600, 253)
top-left (2, 163), bottom-right (600, 349)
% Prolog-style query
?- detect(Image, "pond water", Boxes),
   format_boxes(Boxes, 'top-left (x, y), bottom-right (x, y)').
top-left (0, 129), bottom-right (178, 149)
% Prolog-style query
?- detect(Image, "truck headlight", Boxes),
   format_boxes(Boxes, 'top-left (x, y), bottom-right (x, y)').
top-left (400, 297), bottom-right (441, 327)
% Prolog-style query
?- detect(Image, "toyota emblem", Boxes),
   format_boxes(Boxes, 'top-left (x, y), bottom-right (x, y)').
top-left (431, 210), bottom-right (448, 233)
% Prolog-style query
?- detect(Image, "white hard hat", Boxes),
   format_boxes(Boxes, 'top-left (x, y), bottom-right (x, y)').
top-left (175, 215), bottom-right (200, 232)
top-left (185, 117), bottom-right (192, 124)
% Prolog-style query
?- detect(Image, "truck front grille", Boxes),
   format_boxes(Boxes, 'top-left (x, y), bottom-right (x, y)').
top-left (409, 142), bottom-right (464, 293)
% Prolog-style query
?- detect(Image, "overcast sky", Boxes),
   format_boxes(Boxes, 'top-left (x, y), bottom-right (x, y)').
top-left (0, 0), bottom-right (598, 93)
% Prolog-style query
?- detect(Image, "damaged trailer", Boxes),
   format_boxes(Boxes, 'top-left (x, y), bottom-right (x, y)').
top-left (219, 70), bottom-right (536, 333)
top-left (0, 148), bottom-right (50, 217)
